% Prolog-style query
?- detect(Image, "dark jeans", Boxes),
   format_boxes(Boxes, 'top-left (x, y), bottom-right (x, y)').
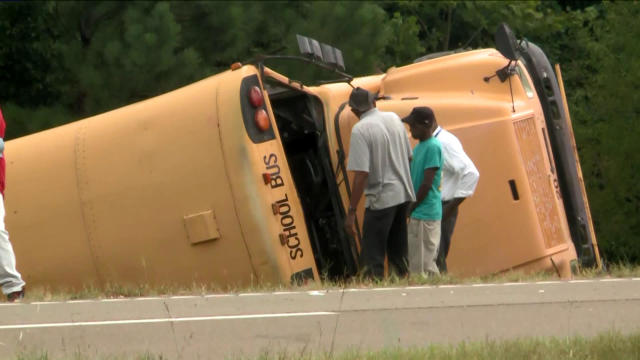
top-left (359, 201), bottom-right (410, 279)
top-left (436, 200), bottom-right (459, 273)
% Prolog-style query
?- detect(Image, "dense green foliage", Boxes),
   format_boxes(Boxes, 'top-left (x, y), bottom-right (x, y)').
top-left (0, 1), bottom-right (637, 263)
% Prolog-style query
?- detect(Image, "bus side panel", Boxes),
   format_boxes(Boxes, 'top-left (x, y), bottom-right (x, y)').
top-left (76, 78), bottom-right (257, 286)
top-left (6, 124), bottom-right (99, 288)
top-left (6, 75), bottom-right (257, 289)
top-left (447, 117), bottom-right (561, 275)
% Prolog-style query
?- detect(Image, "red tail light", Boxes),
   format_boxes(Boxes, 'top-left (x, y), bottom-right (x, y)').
top-left (249, 86), bottom-right (264, 107)
top-left (241, 75), bottom-right (274, 143)
top-left (254, 109), bottom-right (271, 131)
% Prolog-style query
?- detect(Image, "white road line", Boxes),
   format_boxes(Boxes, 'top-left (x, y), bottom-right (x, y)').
top-left (472, 283), bottom-right (497, 287)
top-left (404, 286), bottom-right (433, 290)
top-left (535, 281), bottom-right (562, 284)
top-left (0, 311), bottom-right (337, 330)
top-left (203, 294), bottom-right (234, 298)
top-left (169, 296), bottom-right (198, 299)
top-left (599, 278), bottom-right (627, 282)
top-left (307, 291), bottom-right (326, 296)
top-left (371, 287), bottom-right (402, 291)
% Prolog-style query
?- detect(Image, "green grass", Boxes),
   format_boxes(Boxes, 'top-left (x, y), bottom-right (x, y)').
top-left (13, 263), bottom-right (640, 303)
top-left (14, 331), bottom-right (640, 359)
top-left (15, 352), bottom-right (166, 360)
top-left (239, 331), bottom-right (640, 360)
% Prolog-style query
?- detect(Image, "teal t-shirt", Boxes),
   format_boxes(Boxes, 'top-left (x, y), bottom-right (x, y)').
top-left (410, 137), bottom-right (443, 220)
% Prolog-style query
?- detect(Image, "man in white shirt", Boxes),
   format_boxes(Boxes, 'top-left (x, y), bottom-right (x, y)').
top-left (344, 87), bottom-right (416, 279)
top-left (433, 120), bottom-right (479, 273)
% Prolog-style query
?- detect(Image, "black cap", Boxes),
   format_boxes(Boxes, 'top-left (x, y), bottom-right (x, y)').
top-left (402, 106), bottom-right (436, 126)
top-left (348, 87), bottom-right (376, 112)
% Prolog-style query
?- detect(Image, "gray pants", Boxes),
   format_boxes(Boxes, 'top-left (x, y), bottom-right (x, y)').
top-left (436, 200), bottom-right (459, 273)
top-left (408, 218), bottom-right (441, 275)
top-left (0, 194), bottom-right (25, 295)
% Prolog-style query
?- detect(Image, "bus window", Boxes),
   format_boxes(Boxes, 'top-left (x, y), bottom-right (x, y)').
top-left (516, 65), bottom-right (535, 98)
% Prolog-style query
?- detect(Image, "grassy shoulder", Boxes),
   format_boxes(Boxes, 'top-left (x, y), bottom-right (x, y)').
top-left (246, 331), bottom-right (640, 360)
top-left (15, 263), bottom-right (640, 303)
top-left (15, 330), bottom-right (640, 359)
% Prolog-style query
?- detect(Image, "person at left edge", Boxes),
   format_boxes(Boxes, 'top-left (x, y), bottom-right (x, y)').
top-left (343, 87), bottom-right (416, 279)
top-left (0, 106), bottom-right (26, 302)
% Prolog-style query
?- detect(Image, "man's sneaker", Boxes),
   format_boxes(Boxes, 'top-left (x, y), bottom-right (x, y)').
top-left (7, 288), bottom-right (25, 302)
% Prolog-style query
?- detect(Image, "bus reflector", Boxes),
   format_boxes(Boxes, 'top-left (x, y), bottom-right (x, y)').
top-left (262, 172), bottom-right (271, 184)
top-left (254, 109), bottom-right (271, 131)
top-left (230, 62), bottom-right (242, 70)
top-left (249, 86), bottom-right (264, 107)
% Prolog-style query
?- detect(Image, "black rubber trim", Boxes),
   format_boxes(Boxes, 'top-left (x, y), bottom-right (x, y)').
top-left (334, 102), bottom-right (362, 247)
top-left (519, 42), bottom-right (597, 266)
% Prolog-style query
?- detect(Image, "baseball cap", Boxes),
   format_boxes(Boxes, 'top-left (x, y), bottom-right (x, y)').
top-left (402, 106), bottom-right (435, 126)
top-left (348, 87), bottom-right (376, 112)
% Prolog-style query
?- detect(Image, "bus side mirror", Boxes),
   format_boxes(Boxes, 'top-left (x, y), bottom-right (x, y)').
top-left (495, 23), bottom-right (519, 61)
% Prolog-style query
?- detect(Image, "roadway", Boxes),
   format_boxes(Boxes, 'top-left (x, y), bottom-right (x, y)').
top-left (1, 278), bottom-right (639, 359)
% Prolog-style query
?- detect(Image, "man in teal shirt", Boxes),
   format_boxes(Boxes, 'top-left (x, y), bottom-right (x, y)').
top-left (402, 107), bottom-right (443, 275)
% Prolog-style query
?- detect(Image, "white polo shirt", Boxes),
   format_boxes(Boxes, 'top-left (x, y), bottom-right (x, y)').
top-left (433, 126), bottom-right (479, 201)
top-left (347, 108), bottom-right (416, 209)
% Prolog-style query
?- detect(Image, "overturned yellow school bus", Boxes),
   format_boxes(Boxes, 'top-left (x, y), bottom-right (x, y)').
top-left (6, 25), bottom-right (600, 289)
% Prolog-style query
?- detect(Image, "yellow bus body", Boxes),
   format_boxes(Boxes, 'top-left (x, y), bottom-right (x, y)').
top-left (5, 47), bottom-right (594, 289)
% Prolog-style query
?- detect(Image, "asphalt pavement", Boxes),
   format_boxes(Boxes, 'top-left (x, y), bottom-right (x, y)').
top-left (1, 278), bottom-right (639, 359)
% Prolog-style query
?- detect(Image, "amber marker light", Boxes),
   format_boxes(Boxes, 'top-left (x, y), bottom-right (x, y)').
top-left (248, 86), bottom-right (264, 107)
top-left (254, 108), bottom-right (271, 131)
top-left (230, 62), bottom-right (242, 70)
top-left (262, 172), bottom-right (271, 184)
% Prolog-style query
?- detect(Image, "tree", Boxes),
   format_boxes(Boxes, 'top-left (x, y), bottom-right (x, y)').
top-left (569, 1), bottom-right (640, 263)
top-left (0, 1), bottom-right (62, 107)
top-left (54, 1), bottom-right (203, 117)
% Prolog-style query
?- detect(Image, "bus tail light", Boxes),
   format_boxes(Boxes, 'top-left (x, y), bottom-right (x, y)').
top-left (254, 109), bottom-right (271, 132)
top-left (240, 75), bottom-right (275, 143)
top-left (249, 86), bottom-right (264, 107)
